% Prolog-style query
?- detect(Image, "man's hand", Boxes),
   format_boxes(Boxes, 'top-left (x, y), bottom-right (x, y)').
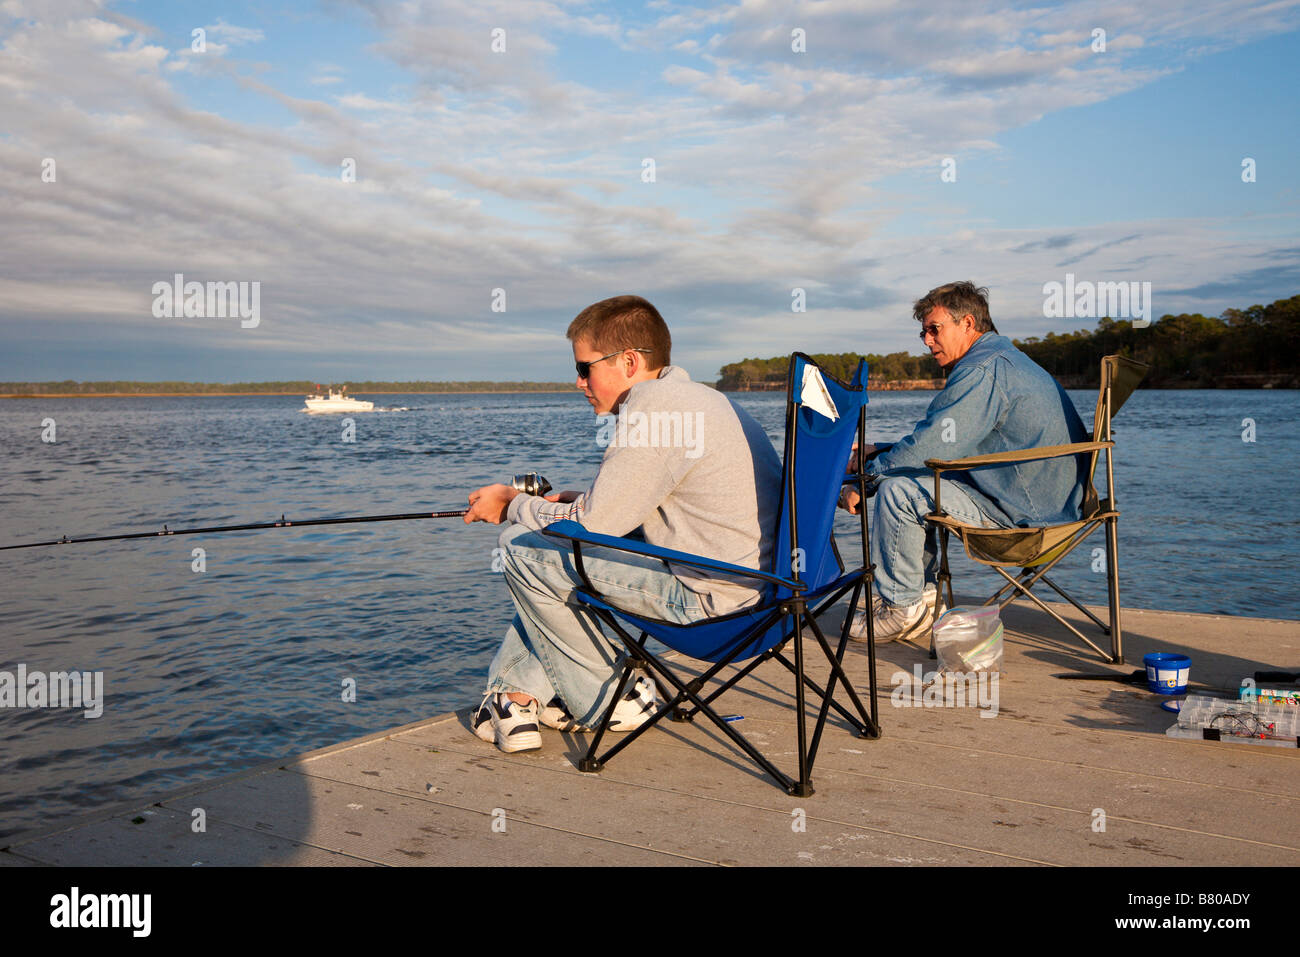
top-left (464, 483), bottom-right (519, 524)
top-left (839, 487), bottom-right (862, 515)
top-left (544, 490), bottom-right (581, 504)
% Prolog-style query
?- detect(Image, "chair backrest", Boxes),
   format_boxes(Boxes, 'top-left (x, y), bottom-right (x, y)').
top-left (771, 353), bottom-right (869, 598)
top-left (579, 353), bottom-right (869, 665)
top-left (1083, 354), bottom-right (1149, 514)
top-left (1094, 354), bottom-right (1148, 441)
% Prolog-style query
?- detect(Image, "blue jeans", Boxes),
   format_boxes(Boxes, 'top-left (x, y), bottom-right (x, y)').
top-left (487, 524), bottom-right (705, 727)
top-left (871, 475), bottom-right (1000, 607)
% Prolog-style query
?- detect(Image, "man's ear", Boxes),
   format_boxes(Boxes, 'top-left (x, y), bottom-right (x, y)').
top-left (627, 348), bottom-right (656, 378)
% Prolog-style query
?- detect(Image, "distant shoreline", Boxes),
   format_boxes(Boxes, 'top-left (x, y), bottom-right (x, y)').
top-left (9, 379), bottom-right (1291, 397)
top-left (5, 383), bottom-right (1298, 398)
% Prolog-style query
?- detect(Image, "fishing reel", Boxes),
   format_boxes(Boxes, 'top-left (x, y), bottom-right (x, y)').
top-left (510, 472), bottom-right (553, 497)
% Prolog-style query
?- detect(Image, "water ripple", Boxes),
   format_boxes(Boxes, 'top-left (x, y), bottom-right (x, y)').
top-left (0, 389), bottom-right (1296, 840)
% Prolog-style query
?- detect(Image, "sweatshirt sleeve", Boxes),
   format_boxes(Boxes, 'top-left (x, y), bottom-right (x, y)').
top-left (867, 361), bottom-right (1007, 475)
top-left (506, 490), bottom-right (589, 530)
top-left (505, 401), bottom-right (687, 536)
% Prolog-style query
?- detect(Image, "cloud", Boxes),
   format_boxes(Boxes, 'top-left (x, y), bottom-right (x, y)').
top-left (1057, 234), bottom-right (1144, 268)
top-left (1, 0), bottom-right (1297, 381)
top-left (203, 19), bottom-right (265, 46)
top-left (1011, 234), bottom-right (1079, 254)
top-left (1164, 250), bottom-right (1300, 303)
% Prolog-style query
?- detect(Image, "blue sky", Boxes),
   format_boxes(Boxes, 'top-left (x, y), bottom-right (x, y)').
top-left (1, 0), bottom-right (1297, 384)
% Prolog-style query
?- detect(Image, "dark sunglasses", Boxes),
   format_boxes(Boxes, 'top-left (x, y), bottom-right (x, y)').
top-left (576, 348), bottom-right (652, 379)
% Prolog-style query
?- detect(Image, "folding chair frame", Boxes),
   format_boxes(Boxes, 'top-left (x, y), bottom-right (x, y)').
top-left (931, 454), bottom-right (1121, 663)
top-left (926, 355), bottom-right (1144, 665)
top-left (546, 361), bottom-right (882, 796)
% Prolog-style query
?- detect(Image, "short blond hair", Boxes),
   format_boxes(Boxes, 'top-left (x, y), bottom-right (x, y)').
top-left (566, 295), bottom-right (671, 369)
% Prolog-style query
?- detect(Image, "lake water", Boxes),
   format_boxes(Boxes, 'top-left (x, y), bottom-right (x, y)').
top-left (0, 388), bottom-right (1296, 840)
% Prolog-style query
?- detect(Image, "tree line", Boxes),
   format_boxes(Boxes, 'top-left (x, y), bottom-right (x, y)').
top-left (715, 295), bottom-right (1299, 389)
top-left (1013, 295), bottom-right (1298, 386)
top-left (717, 352), bottom-right (942, 390)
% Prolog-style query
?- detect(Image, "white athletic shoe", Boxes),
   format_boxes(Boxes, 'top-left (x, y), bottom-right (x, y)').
top-left (539, 676), bottom-right (659, 733)
top-left (470, 692), bottom-right (542, 753)
top-left (538, 697), bottom-right (590, 732)
top-left (848, 585), bottom-right (939, 643)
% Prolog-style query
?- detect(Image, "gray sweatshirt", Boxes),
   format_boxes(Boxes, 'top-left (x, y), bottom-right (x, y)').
top-left (506, 366), bottom-right (783, 615)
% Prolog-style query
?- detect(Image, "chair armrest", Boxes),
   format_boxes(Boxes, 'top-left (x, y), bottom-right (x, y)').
top-left (540, 519), bottom-right (806, 592)
top-left (924, 441), bottom-right (1113, 472)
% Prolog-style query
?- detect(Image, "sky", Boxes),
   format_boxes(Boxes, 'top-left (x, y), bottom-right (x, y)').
top-left (1, 0), bottom-right (1298, 384)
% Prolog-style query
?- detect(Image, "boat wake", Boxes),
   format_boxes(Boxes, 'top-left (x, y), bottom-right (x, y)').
top-left (300, 405), bottom-right (408, 414)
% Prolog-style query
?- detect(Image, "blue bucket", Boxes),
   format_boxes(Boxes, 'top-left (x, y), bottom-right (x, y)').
top-left (1143, 652), bottom-right (1191, 695)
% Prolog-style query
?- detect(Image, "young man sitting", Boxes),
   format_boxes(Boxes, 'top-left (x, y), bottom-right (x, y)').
top-left (463, 295), bottom-right (783, 752)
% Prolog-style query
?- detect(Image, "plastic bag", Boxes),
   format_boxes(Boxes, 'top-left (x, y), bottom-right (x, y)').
top-left (932, 605), bottom-right (1003, 673)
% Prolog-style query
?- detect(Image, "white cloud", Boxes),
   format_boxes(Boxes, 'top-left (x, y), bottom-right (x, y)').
top-left (204, 19), bottom-right (264, 46)
top-left (1, 0), bottom-right (1296, 379)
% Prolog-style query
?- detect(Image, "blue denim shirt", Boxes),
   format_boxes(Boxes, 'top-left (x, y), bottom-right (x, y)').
top-left (866, 333), bottom-right (1088, 526)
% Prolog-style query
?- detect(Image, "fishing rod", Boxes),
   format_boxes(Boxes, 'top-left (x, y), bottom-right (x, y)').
top-left (0, 473), bottom-right (552, 552)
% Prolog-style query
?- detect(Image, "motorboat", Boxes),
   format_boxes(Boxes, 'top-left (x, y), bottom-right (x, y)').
top-left (303, 385), bottom-right (374, 413)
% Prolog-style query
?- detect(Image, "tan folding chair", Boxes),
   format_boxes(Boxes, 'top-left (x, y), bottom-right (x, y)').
top-left (924, 355), bottom-right (1148, 664)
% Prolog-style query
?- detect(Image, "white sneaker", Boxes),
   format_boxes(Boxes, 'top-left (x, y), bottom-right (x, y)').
top-left (470, 692), bottom-right (542, 753)
top-left (472, 692), bottom-right (496, 743)
top-left (538, 697), bottom-right (591, 732)
top-left (610, 675), bottom-right (658, 730)
top-left (848, 586), bottom-right (939, 643)
top-left (539, 676), bottom-right (659, 733)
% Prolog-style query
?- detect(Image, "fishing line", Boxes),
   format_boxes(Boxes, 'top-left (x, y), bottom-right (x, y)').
top-left (0, 473), bottom-right (552, 552)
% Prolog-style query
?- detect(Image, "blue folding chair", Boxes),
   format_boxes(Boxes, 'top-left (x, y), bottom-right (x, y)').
top-left (541, 353), bottom-right (880, 796)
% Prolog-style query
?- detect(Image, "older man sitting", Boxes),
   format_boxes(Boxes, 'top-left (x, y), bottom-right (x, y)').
top-left (841, 281), bottom-right (1088, 642)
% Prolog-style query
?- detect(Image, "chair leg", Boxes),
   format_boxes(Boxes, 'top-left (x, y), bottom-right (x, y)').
top-left (936, 517), bottom-right (1122, 665)
top-left (586, 610), bottom-right (804, 793)
top-left (1105, 515), bottom-right (1124, 664)
top-left (991, 565), bottom-right (1112, 662)
top-left (633, 630), bottom-right (677, 707)
top-left (770, 579), bottom-right (881, 740)
top-left (682, 648), bottom-right (770, 720)
top-left (578, 662), bottom-right (637, 773)
top-left (1038, 574), bottom-right (1110, 632)
top-left (575, 585), bottom-right (880, 796)
top-left (932, 526), bottom-right (955, 659)
top-left (818, 597), bottom-right (880, 732)
top-left (791, 607), bottom-right (814, 796)
top-left (764, 572), bottom-right (878, 738)
top-left (772, 651), bottom-right (872, 731)
top-left (803, 610), bottom-right (881, 743)
top-left (683, 582), bottom-right (854, 719)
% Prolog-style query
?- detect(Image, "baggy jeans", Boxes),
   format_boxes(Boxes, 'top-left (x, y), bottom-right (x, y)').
top-left (871, 475), bottom-right (1001, 608)
top-left (486, 524), bottom-right (705, 727)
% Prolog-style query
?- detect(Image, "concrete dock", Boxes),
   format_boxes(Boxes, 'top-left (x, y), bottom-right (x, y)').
top-left (3, 600), bottom-right (1298, 866)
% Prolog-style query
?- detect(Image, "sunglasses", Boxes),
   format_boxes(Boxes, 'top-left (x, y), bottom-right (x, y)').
top-left (919, 318), bottom-right (960, 340)
top-left (575, 348), bottom-right (652, 379)
top-left (918, 312), bottom-right (974, 341)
